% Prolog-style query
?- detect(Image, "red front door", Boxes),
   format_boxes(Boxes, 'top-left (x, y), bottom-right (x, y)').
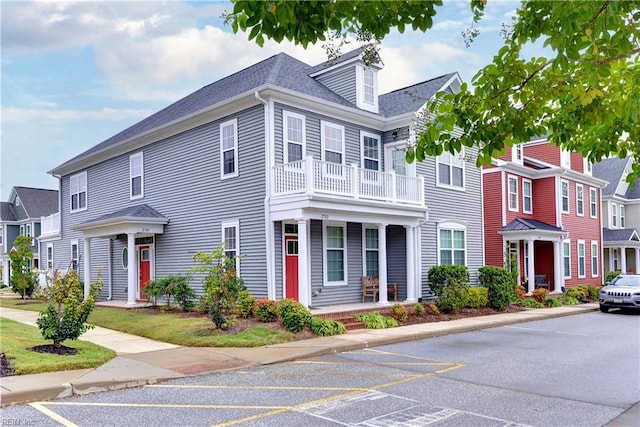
top-left (285, 236), bottom-right (299, 301)
top-left (139, 246), bottom-right (151, 299)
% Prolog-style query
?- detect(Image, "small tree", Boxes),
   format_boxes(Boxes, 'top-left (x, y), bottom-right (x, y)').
top-left (8, 235), bottom-right (38, 299)
top-left (36, 269), bottom-right (102, 348)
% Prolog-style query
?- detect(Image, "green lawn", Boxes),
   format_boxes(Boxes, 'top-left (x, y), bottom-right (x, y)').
top-left (0, 317), bottom-right (116, 375)
top-left (0, 298), bottom-right (297, 347)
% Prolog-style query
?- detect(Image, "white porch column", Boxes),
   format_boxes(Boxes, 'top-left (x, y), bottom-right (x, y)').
top-left (297, 219), bottom-right (310, 308)
top-left (2, 259), bottom-right (10, 287)
top-left (635, 248), bottom-right (640, 275)
top-left (527, 239), bottom-right (535, 294)
top-left (405, 225), bottom-right (417, 302)
top-left (416, 225), bottom-right (423, 300)
top-left (609, 248), bottom-right (615, 273)
top-left (127, 233), bottom-right (136, 306)
top-left (83, 238), bottom-right (91, 299)
top-left (378, 224), bottom-right (388, 304)
top-left (552, 240), bottom-right (564, 294)
top-left (620, 246), bottom-right (627, 274)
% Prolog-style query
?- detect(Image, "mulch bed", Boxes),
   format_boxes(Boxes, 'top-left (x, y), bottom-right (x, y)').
top-left (0, 353), bottom-right (15, 377)
top-left (29, 344), bottom-right (78, 356)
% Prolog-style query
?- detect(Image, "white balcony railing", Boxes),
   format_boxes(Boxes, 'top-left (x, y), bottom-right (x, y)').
top-left (40, 212), bottom-right (60, 236)
top-left (273, 156), bottom-right (424, 206)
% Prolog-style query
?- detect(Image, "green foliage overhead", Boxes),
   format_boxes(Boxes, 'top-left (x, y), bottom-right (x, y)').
top-left (227, 0), bottom-right (640, 183)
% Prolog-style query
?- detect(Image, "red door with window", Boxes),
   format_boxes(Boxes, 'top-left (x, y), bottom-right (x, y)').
top-left (139, 246), bottom-right (151, 299)
top-left (285, 236), bottom-right (299, 301)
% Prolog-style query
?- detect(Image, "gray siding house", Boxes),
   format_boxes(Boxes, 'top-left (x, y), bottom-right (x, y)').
top-left (1, 186), bottom-right (58, 287)
top-left (41, 48), bottom-right (484, 307)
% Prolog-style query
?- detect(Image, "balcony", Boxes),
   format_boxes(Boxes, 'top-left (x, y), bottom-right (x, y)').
top-left (272, 156), bottom-right (425, 206)
top-left (40, 212), bottom-right (60, 237)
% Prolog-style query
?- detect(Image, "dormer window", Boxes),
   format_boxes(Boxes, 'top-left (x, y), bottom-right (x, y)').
top-left (583, 158), bottom-right (592, 175)
top-left (512, 144), bottom-right (523, 164)
top-left (560, 150), bottom-right (571, 169)
top-left (356, 64), bottom-right (378, 113)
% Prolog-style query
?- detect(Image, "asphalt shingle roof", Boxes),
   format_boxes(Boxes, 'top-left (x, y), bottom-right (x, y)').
top-left (592, 157), bottom-right (629, 196)
top-left (0, 202), bottom-right (18, 221)
top-left (81, 204), bottom-right (167, 226)
top-left (500, 217), bottom-right (564, 233)
top-left (602, 228), bottom-right (639, 242)
top-left (378, 73), bottom-right (456, 117)
top-left (12, 187), bottom-right (58, 219)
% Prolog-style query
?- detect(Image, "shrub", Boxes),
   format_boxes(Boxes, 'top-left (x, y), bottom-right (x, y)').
top-left (144, 274), bottom-right (195, 311)
top-left (478, 266), bottom-right (518, 311)
top-left (254, 298), bottom-right (278, 322)
top-left (605, 270), bottom-right (621, 284)
top-left (390, 304), bottom-right (408, 322)
top-left (208, 300), bottom-right (229, 329)
top-left (308, 317), bottom-right (347, 336)
top-left (356, 312), bottom-right (398, 329)
top-left (466, 287), bottom-right (488, 308)
top-left (516, 285), bottom-right (527, 300)
top-left (8, 235), bottom-right (38, 299)
top-left (531, 287), bottom-right (549, 304)
top-left (566, 286), bottom-right (587, 300)
top-left (277, 299), bottom-right (312, 333)
top-left (414, 303), bottom-right (426, 315)
top-left (37, 269), bottom-right (102, 347)
top-left (428, 303), bottom-right (441, 315)
top-left (519, 298), bottom-right (544, 308)
top-left (235, 290), bottom-right (256, 318)
top-left (585, 285), bottom-right (601, 300)
top-left (428, 265), bottom-right (470, 296)
top-left (545, 297), bottom-right (562, 308)
top-left (561, 295), bottom-right (580, 305)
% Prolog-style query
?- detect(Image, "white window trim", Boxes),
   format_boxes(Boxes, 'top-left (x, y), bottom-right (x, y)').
top-left (360, 131), bottom-right (381, 171)
top-left (508, 175), bottom-right (519, 212)
top-left (220, 119), bottom-right (239, 179)
top-left (20, 225), bottom-right (25, 236)
top-left (122, 247), bottom-right (128, 270)
top-left (522, 178), bottom-right (533, 214)
top-left (70, 171), bottom-right (88, 213)
top-left (70, 240), bottom-right (79, 271)
top-left (384, 141), bottom-right (416, 177)
top-left (561, 150), bottom-right (571, 169)
top-left (589, 187), bottom-right (597, 218)
top-left (323, 221), bottom-right (347, 286)
top-left (611, 202), bottom-right (618, 228)
top-left (320, 121), bottom-right (345, 165)
top-left (129, 152), bottom-right (144, 200)
top-left (46, 243), bottom-right (54, 270)
top-left (282, 110), bottom-right (306, 163)
top-left (583, 158), bottom-right (592, 175)
top-left (221, 220), bottom-right (240, 276)
top-left (577, 240), bottom-right (586, 278)
top-left (561, 179), bottom-right (570, 214)
top-left (563, 239), bottom-right (571, 279)
top-left (437, 221), bottom-right (467, 266)
top-left (436, 149), bottom-right (466, 191)
top-left (512, 144), bottom-right (523, 164)
top-left (0, 225), bottom-right (3, 246)
top-left (356, 64), bottom-right (378, 113)
top-left (576, 184), bottom-right (584, 217)
top-left (362, 225), bottom-right (379, 276)
top-left (620, 205), bottom-right (626, 228)
top-left (591, 241), bottom-right (599, 278)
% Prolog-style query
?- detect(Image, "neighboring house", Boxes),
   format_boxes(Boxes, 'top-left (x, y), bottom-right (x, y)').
top-left (41, 48), bottom-right (484, 307)
top-left (592, 157), bottom-right (640, 276)
top-left (0, 186), bottom-right (58, 287)
top-left (482, 138), bottom-right (606, 293)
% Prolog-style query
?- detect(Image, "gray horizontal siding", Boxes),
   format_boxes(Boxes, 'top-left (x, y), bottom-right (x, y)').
top-left (316, 67), bottom-right (356, 105)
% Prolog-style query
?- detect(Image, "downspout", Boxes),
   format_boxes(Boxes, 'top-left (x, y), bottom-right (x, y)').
top-left (255, 91), bottom-right (276, 300)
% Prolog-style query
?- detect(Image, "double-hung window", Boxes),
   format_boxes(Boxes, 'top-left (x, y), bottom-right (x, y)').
top-left (363, 67), bottom-right (375, 105)
top-left (590, 188), bottom-right (597, 218)
top-left (70, 171), bottom-right (87, 212)
top-left (0, 226), bottom-right (3, 245)
top-left (577, 240), bottom-right (586, 278)
top-left (563, 240), bottom-right (571, 278)
top-left (437, 150), bottom-right (464, 188)
top-left (220, 119), bottom-right (238, 178)
top-left (439, 223), bottom-right (466, 266)
top-left (324, 223), bottom-right (346, 284)
top-left (611, 203), bottom-right (618, 227)
top-left (522, 179), bottom-right (532, 214)
top-left (70, 240), bottom-right (78, 270)
top-left (576, 184), bottom-right (584, 216)
top-left (321, 121), bottom-right (344, 165)
top-left (283, 111), bottom-right (304, 163)
top-left (508, 175), bottom-right (518, 212)
top-left (222, 220), bottom-right (239, 274)
top-left (130, 152), bottom-right (144, 199)
top-left (47, 244), bottom-right (54, 270)
top-left (361, 132), bottom-right (380, 171)
top-left (561, 180), bottom-right (569, 213)
top-left (620, 205), bottom-right (626, 227)
top-left (512, 144), bottom-right (523, 164)
top-left (591, 241), bottom-right (599, 277)
top-left (363, 227), bottom-right (379, 276)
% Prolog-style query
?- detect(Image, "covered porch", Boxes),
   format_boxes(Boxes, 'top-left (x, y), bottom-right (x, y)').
top-left (602, 228), bottom-right (640, 276)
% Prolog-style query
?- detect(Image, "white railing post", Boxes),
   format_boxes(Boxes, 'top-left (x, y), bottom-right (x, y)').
top-left (351, 163), bottom-right (359, 199)
top-left (391, 171), bottom-right (397, 203)
top-left (305, 155), bottom-right (314, 195)
top-left (419, 176), bottom-right (425, 206)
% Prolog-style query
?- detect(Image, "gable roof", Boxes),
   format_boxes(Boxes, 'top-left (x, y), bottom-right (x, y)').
top-left (6, 187), bottom-right (58, 220)
top-left (80, 204), bottom-right (167, 226)
top-left (592, 157), bottom-right (630, 196)
top-left (500, 217), bottom-right (564, 233)
top-left (602, 228), bottom-right (640, 243)
top-left (378, 73), bottom-right (458, 118)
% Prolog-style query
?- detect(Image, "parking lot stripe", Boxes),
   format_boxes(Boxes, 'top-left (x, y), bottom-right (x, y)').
top-left (29, 402), bottom-right (78, 427)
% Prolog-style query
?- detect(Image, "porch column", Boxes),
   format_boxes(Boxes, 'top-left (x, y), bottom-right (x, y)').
top-left (297, 219), bottom-right (310, 308)
top-left (552, 240), bottom-right (564, 294)
top-left (635, 248), bottom-right (640, 275)
top-left (127, 233), bottom-right (136, 306)
top-left (405, 225), bottom-right (417, 302)
top-left (620, 246), bottom-right (627, 273)
top-left (527, 239), bottom-right (535, 294)
top-left (378, 224), bottom-right (388, 304)
top-left (83, 238), bottom-right (91, 299)
top-left (609, 248), bottom-right (615, 273)
top-left (2, 259), bottom-right (10, 287)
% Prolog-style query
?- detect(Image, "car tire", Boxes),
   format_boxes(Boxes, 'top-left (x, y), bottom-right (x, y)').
top-left (599, 305), bottom-right (609, 313)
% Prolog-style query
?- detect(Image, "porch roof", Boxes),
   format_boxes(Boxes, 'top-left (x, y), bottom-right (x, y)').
top-left (603, 228), bottom-right (640, 243)
top-left (499, 217), bottom-right (566, 241)
top-left (73, 204), bottom-right (168, 238)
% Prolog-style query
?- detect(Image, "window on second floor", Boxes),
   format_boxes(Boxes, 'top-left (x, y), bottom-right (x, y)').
top-left (611, 202), bottom-right (618, 227)
top-left (508, 175), bottom-right (518, 211)
top-left (361, 132), bottom-right (380, 171)
top-left (130, 152), bottom-right (144, 199)
top-left (590, 187), bottom-right (597, 218)
top-left (321, 121), bottom-right (344, 164)
top-left (561, 180), bottom-right (569, 213)
top-left (437, 149), bottom-right (465, 189)
top-left (220, 119), bottom-right (238, 179)
top-left (522, 179), bottom-right (532, 214)
top-left (576, 184), bottom-right (584, 216)
top-left (283, 111), bottom-right (305, 163)
top-left (70, 171), bottom-right (87, 212)
top-left (512, 143), bottom-right (523, 164)
top-left (620, 205), bottom-right (626, 228)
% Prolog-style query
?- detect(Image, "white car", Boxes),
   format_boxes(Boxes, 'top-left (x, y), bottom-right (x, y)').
top-left (599, 274), bottom-right (640, 313)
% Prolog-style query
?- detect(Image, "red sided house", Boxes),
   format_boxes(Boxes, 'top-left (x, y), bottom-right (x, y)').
top-left (483, 138), bottom-right (606, 294)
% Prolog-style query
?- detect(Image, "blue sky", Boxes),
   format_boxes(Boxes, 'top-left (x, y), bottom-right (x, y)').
top-left (1, 0), bottom-right (534, 200)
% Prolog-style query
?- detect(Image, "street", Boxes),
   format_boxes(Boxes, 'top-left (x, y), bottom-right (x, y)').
top-left (2, 310), bottom-right (638, 426)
